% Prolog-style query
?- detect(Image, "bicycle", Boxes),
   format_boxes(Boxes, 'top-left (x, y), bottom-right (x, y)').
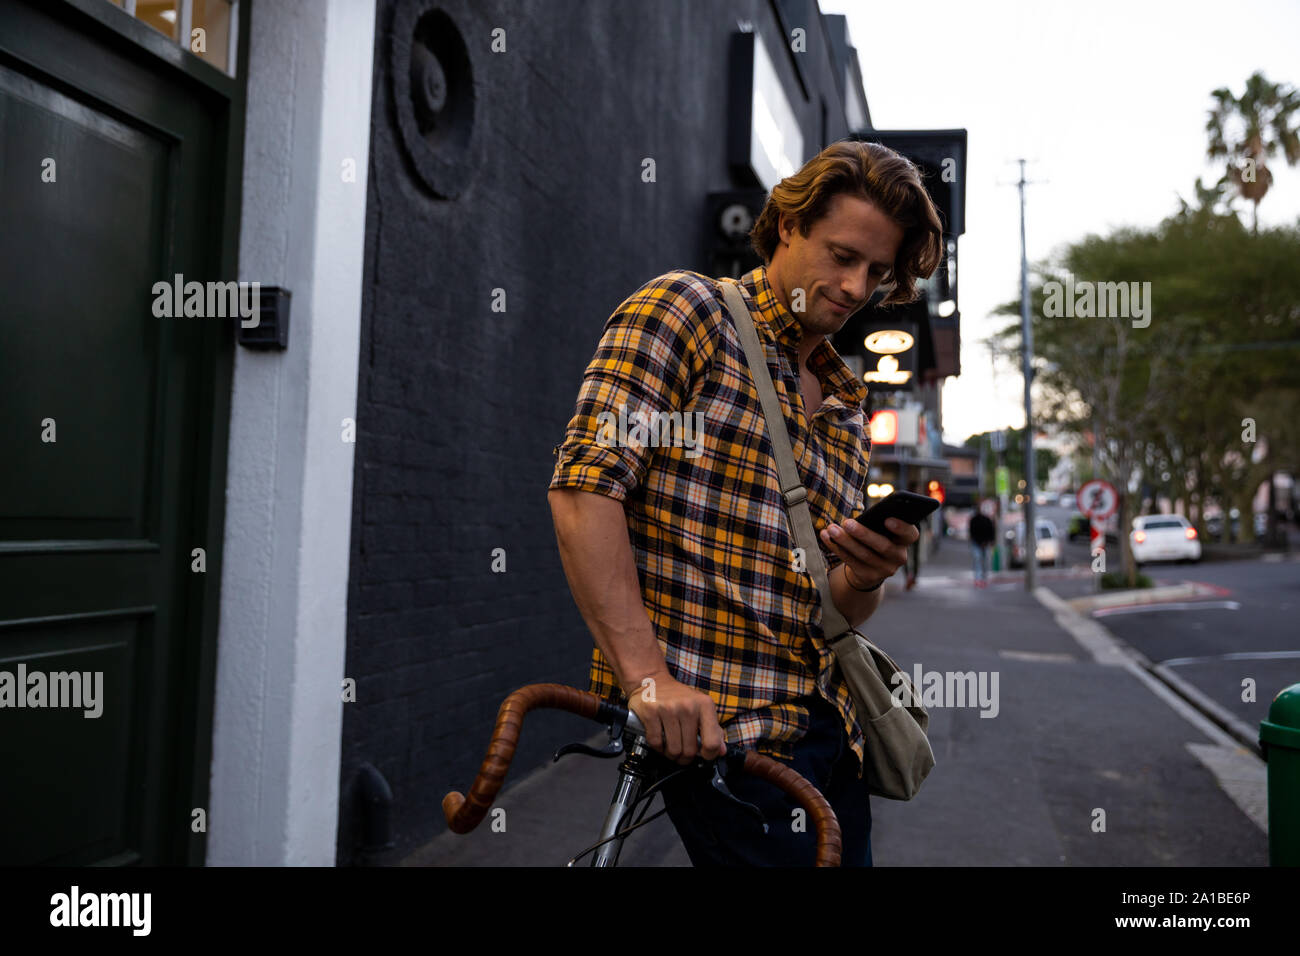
top-left (442, 682), bottom-right (843, 866)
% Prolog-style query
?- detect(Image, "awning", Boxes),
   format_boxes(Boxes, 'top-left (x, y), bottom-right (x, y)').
top-left (869, 454), bottom-right (951, 470)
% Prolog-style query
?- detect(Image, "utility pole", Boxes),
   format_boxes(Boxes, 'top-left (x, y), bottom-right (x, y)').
top-left (1017, 158), bottom-right (1038, 591)
top-left (992, 428), bottom-right (1009, 572)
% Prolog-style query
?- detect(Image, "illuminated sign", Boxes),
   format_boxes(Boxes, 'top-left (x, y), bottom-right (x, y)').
top-left (864, 329), bottom-right (914, 354)
top-left (729, 32), bottom-right (803, 192)
top-left (870, 407), bottom-right (920, 446)
top-left (869, 410), bottom-right (898, 444)
top-left (864, 354), bottom-right (912, 385)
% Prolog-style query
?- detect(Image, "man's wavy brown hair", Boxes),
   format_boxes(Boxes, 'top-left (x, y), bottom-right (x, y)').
top-left (749, 140), bottom-right (945, 306)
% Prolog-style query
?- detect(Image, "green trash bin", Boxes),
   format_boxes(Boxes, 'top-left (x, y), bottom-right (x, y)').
top-left (1260, 683), bottom-right (1300, 866)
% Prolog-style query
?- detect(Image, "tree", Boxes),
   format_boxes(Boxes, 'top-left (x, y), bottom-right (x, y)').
top-left (986, 201), bottom-right (1300, 582)
top-left (1206, 71), bottom-right (1300, 233)
top-left (964, 427), bottom-right (1059, 492)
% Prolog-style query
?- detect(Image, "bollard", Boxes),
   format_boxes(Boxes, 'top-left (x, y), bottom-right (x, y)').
top-left (1260, 683), bottom-right (1300, 866)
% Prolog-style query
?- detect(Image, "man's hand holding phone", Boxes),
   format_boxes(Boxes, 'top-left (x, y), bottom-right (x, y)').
top-left (818, 490), bottom-right (936, 590)
top-left (820, 515), bottom-right (918, 589)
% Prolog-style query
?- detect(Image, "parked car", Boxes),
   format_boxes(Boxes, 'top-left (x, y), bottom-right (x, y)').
top-left (1205, 508), bottom-right (1236, 540)
top-left (1131, 514), bottom-right (1201, 564)
top-left (1007, 519), bottom-right (1062, 567)
top-left (1205, 507), bottom-right (1261, 542)
top-left (1068, 511), bottom-right (1118, 543)
top-left (1058, 493), bottom-right (1076, 510)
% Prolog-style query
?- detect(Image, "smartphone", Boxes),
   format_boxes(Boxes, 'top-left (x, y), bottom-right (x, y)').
top-left (856, 490), bottom-right (940, 537)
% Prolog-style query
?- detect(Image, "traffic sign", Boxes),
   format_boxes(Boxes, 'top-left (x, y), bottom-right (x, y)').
top-left (1089, 518), bottom-right (1106, 553)
top-left (1078, 479), bottom-right (1118, 520)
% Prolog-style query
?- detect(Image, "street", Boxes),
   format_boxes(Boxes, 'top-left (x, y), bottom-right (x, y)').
top-left (1083, 559), bottom-right (1300, 737)
top-left (949, 505), bottom-right (1298, 739)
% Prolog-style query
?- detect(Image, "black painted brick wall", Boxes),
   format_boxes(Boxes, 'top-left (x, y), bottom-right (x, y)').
top-left (337, 0), bottom-right (859, 864)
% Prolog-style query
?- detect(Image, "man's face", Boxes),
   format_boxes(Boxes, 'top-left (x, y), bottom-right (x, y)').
top-left (770, 193), bottom-right (905, 340)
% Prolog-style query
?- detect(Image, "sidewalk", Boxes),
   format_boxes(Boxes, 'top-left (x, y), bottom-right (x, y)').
top-left (409, 539), bottom-right (1268, 866)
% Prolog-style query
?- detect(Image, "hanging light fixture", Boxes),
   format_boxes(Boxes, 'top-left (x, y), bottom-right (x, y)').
top-left (864, 329), bottom-right (914, 354)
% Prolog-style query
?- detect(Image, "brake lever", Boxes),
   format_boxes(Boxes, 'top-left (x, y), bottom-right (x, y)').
top-left (553, 708), bottom-right (630, 762)
top-left (706, 754), bottom-right (768, 832)
top-left (553, 738), bottom-right (625, 760)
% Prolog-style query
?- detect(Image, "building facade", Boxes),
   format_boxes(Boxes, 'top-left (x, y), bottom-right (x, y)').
top-left (0, 0), bottom-right (965, 866)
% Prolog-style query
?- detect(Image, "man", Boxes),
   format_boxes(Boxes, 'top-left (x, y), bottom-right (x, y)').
top-left (548, 140), bottom-right (944, 866)
top-left (969, 503), bottom-right (996, 589)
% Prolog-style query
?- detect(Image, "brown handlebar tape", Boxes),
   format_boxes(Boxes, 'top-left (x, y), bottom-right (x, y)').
top-left (740, 751), bottom-right (843, 867)
top-left (442, 683), bottom-right (601, 833)
top-left (443, 682), bottom-right (843, 866)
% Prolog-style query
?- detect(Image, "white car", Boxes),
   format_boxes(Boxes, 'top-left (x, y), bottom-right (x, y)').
top-left (1034, 519), bottom-right (1061, 567)
top-left (1131, 515), bottom-right (1201, 564)
top-left (1008, 519), bottom-right (1062, 567)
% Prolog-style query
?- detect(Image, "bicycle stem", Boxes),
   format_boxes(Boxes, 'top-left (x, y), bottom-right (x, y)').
top-left (588, 734), bottom-right (655, 867)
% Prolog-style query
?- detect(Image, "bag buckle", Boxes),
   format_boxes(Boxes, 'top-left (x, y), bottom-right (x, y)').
top-left (828, 627), bottom-right (862, 649)
top-left (783, 486), bottom-right (807, 507)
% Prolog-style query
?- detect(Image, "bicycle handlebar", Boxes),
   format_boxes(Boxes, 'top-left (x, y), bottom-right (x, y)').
top-left (442, 682), bottom-right (843, 866)
top-left (441, 683), bottom-right (602, 833)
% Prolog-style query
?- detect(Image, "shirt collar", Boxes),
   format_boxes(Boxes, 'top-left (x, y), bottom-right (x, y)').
top-left (741, 265), bottom-right (870, 410)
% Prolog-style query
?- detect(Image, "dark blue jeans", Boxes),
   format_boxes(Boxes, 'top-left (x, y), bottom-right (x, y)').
top-left (656, 694), bottom-right (872, 866)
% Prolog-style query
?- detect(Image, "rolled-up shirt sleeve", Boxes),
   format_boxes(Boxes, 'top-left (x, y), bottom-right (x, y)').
top-left (549, 272), bottom-right (712, 502)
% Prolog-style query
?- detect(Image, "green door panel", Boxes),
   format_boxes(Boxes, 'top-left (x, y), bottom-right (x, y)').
top-left (0, 0), bottom-right (242, 866)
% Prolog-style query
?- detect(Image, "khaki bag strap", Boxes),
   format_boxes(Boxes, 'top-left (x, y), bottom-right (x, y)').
top-left (719, 280), bottom-right (854, 643)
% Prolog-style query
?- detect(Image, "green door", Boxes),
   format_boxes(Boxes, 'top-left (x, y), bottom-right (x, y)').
top-left (0, 0), bottom-right (242, 865)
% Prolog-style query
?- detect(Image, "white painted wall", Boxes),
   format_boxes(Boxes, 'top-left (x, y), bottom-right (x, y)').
top-left (208, 0), bottom-right (375, 866)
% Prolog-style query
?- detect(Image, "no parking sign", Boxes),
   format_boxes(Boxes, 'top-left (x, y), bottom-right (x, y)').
top-left (1078, 479), bottom-right (1118, 552)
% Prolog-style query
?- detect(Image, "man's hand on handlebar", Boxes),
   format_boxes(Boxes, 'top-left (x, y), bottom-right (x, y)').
top-left (625, 671), bottom-right (727, 765)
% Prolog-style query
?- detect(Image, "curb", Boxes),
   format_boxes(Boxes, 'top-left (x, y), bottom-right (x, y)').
top-left (1034, 588), bottom-right (1263, 757)
top-left (1148, 663), bottom-right (1263, 758)
top-left (1066, 580), bottom-right (1231, 614)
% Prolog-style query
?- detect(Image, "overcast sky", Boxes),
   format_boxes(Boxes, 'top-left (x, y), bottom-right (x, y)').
top-left (819, 0), bottom-right (1300, 445)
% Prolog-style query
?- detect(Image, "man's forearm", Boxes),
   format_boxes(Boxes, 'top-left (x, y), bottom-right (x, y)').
top-left (547, 488), bottom-right (667, 696)
top-left (829, 561), bottom-right (886, 628)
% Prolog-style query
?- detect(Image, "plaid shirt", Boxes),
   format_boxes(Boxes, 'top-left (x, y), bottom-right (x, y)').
top-left (549, 265), bottom-right (872, 770)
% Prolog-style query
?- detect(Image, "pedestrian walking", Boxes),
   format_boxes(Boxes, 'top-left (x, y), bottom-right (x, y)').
top-left (969, 504), bottom-right (996, 589)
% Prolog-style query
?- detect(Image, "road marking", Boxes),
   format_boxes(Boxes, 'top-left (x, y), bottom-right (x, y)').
top-left (998, 649), bottom-right (1077, 663)
top-left (1092, 600), bottom-right (1240, 617)
top-left (1162, 649), bottom-right (1300, 667)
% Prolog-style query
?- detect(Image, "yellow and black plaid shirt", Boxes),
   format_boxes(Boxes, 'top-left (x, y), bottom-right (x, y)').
top-left (549, 265), bottom-right (872, 770)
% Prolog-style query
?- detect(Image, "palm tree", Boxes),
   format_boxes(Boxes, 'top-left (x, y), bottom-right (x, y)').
top-left (1206, 71), bottom-right (1300, 233)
